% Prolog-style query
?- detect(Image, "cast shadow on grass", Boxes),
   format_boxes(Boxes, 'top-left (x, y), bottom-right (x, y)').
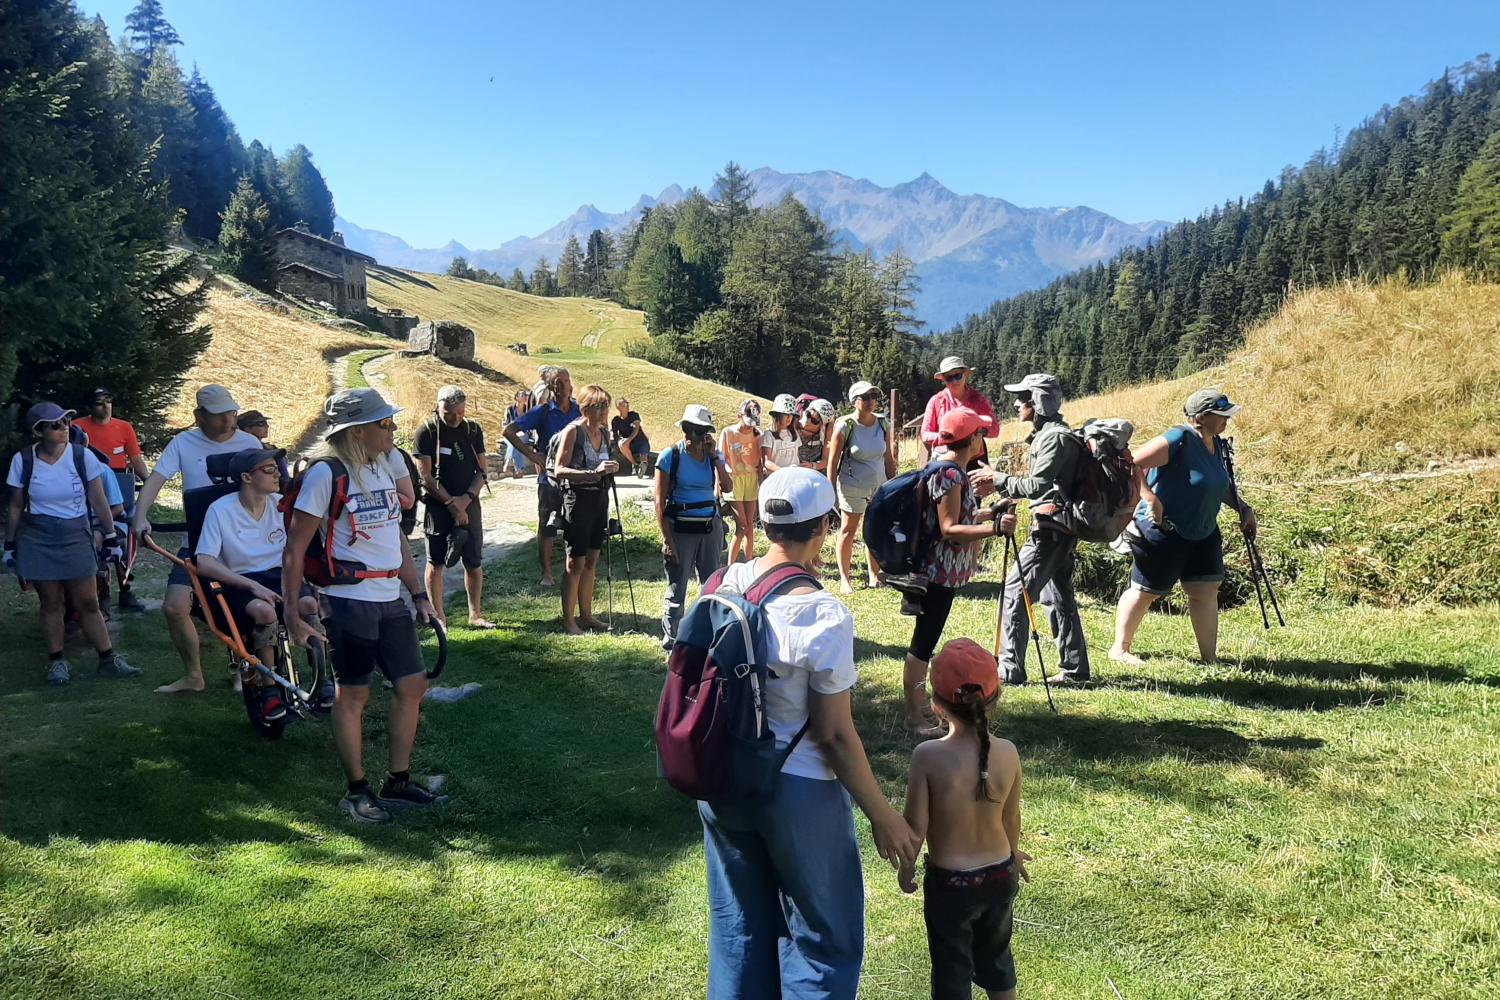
top-left (1107, 671), bottom-right (1399, 712)
top-left (1236, 656), bottom-right (1500, 688)
top-left (368, 264), bottom-right (436, 291)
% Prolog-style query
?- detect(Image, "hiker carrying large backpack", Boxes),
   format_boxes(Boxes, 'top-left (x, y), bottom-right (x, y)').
top-left (984, 373), bottom-right (1094, 688)
top-left (657, 467), bottom-right (919, 999)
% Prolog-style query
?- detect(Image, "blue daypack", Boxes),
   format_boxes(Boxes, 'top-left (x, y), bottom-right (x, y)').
top-left (862, 458), bottom-right (962, 587)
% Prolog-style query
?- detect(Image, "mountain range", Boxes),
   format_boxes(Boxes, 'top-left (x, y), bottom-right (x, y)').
top-left (337, 168), bottom-right (1169, 329)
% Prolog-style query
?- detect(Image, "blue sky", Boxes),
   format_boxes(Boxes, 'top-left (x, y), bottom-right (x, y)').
top-left (86, 0), bottom-right (1500, 248)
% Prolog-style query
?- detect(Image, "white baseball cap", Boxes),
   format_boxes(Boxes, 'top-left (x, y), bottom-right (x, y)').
top-left (195, 384), bottom-right (239, 414)
top-left (847, 380), bottom-right (880, 402)
top-left (678, 404), bottom-right (715, 431)
top-left (759, 467), bottom-right (836, 524)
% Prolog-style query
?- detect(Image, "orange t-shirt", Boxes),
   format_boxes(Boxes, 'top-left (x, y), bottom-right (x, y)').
top-left (75, 416), bottom-right (142, 471)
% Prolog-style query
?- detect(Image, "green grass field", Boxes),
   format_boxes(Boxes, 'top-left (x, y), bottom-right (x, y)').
top-left (2, 501), bottom-right (1497, 999)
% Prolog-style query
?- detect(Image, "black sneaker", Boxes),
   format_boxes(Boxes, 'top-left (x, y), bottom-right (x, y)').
top-left (97, 653), bottom-right (143, 679)
top-left (378, 777), bottom-right (450, 809)
top-left (339, 788), bottom-right (392, 825)
top-left (117, 589), bottom-right (146, 612)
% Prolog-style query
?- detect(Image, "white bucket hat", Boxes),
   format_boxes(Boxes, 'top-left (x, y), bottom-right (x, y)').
top-left (934, 355), bottom-right (972, 379)
top-left (678, 404), bottom-right (715, 431)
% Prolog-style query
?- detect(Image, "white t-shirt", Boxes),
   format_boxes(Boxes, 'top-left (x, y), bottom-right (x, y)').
top-left (153, 428), bottom-right (262, 491)
top-left (293, 459), bottom-right (404, 602)
top-left (7, 446), bottom-right (108, 520)
top-left (762, 428), bottom-right (801, 471)
top-left (197, 492), bottom-right (286, 576)
top-left (717, 562), bottom-right (858, 781)
top-left (381, 449), bottom-right (411, 481)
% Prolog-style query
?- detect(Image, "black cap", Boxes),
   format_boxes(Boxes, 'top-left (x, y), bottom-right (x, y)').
top-left (224, 447), bottom-right (286, 479)
top-left (237, 409), bottom-right (269, 430)
top-left (90, 387), bottom-right (113, 402)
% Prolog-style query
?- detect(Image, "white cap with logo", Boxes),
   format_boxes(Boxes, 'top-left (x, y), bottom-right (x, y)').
top-left (847, 380), bottom-right (880, 402)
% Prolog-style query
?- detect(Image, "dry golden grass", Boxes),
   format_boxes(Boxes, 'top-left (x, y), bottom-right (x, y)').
top-left (365, 266), bottom-right (647, 354)
top-left (373, 352), bottom-right (526, 454)
top-left (167, 286), bottom-right (389, 448)
top-left (1047, 273), bottom-right (1500, 475)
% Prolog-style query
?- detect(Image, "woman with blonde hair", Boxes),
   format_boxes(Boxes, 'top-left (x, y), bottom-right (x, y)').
top-left (721, 399), bottom-right (766, 563)
top-left (552, 384), bottom-right (619, 634)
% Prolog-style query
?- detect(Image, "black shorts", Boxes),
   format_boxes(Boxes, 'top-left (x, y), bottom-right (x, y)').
top-left (425, 499), bottom-right (483, 569)
top-left (561, 488), bottom-right (609, 559)
top-left (908, 584), bottom-right (957, 662)
top-left (196, 568), bottom-right (286, 638)
top-left (537, 480), bottom-right (563, 539)
top-left (924, 856), bottom-right (1019, 999)
top-left (1128, 517), bottom-right (1225, 595)
top-left (321, 595), bottom-right (425, 687)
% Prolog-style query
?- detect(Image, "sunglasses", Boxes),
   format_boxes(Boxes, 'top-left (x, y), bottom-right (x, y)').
top-left (252, 463), bottom-right (280, 476)
top-left (372, 418), bottom-right (397, 431)
top-left (942, 371), bottom-right (966, 383)
top-left (858, 392), bottom-right (882, 402)
top-left (35, 418), bottom-right (72, 431)
top-left (805, 416), bottom-right (823, 425)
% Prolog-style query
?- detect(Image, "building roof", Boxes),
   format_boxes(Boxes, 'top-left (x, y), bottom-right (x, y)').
top-left (275, 226), bottom-right (377, 264)
top-left (277, 261), bottom-right (344, 282)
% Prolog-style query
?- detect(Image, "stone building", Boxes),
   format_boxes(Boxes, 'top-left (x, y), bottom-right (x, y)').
top-left (274, 223), bottom-right (376, 316)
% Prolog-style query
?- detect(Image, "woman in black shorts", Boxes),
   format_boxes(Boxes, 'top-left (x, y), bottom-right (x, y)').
top-left (552, 384), bottom-right (619, 635)
top-left (904, 407), bottom-right (1011, 737)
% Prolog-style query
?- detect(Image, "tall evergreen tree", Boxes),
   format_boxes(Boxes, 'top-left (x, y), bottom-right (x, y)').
top-left (1440, 130), bottom-right (1500, 277)
top-left (556, 235), bottom-right (585, 296)
top-left (878, 249), bottom-right (924, 336)
top-left (507, 267), bottom-right (529, 293)
top-left (530, 257), bottom-right (556, 297)
top-left (181, 66), bottom-right (245, 241)
top-left (2, 0), bottom-right (208, 446)
top-left (583, 229), bottom-right (615, 297)
top-left (280, 144), bottom-right (335, 236)
top-left (123, 0), bottom-right (179, 66)
top-left (447, 256), bottom-right (476, 279)
top-left (712, 160), bottom-right (755, 245)
top-left (217, 176), bottom-right (275, 290)
top-left (137, 45), bottom-right (195, 224)
top-left (245, 140), bottom-right (291, 230)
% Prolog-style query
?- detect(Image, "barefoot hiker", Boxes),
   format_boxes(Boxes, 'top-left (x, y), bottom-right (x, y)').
top-left (131, 385), bottom-right (261, 693)
top-left (694, 468), bottom-right (921, 999)
top-left (901, 638), bottom-right (1031, 1000)
top-left (5, 402), bottom-right (141, 685)
top-left (551, 384), bottom-right (619, 635)
top-left (829, 379), bottom-right (896, 594)
top-left (283, 389), bottom-right (446, 824)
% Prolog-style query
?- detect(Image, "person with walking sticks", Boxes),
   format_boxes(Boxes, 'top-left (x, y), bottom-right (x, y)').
top-left (1108, 389), bottom-right (1259, 666)
top-left (976, 374), bottom-right (1091, 689)
top-left (552, 385), bottom-right (618, 635)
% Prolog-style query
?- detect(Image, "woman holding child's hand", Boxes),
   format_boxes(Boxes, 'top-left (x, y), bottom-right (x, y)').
top-left (696, 467), bottom-right (919, 1000)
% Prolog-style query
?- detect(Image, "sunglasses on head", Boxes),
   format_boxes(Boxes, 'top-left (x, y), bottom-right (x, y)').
top-left (943, 371), bottom-right (965, 383)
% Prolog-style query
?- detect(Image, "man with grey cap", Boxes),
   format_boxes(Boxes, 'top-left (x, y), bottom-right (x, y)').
top-left (284, 388), bottom-right (444, 824)
top-left (414, 384), bottom-right (493, 629)
top-left (980, 372), bottom-right (1091, 687)
top-left (132, 384), bottom-right (261, 694)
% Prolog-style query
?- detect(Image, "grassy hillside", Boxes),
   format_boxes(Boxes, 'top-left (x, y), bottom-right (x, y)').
top-left (168, 282), bottom-right (390, 447)
top-left (366, 266), bottom-right (766, 446)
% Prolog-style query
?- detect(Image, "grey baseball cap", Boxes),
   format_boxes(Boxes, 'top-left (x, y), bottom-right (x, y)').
top-left (1002, 373), bottom-right (1061, 395)
top-left (1184, 389), bottom-right (1242, 419)
top-left (324, 388), bottom-right (401, 435)
top-left (195, 384), bottom-right (239, 414)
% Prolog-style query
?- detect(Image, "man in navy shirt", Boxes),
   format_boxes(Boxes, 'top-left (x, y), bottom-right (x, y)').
top-left (503, 366), bottom-right (580, 586)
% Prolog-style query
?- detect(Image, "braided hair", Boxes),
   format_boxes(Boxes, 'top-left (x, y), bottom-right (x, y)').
top-left (934, 684), bottom-right (1001, 802)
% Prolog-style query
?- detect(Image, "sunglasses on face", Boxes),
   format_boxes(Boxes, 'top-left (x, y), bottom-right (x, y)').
top-left (943, 372), bottom-right (965, 383)
top-left (373, 418), bottom-right (397, 431)
top-left (252, 463), bottom-right (279, 476)
top-left (36, 418), bottom-right (71, 431)
top-left (858, 392), bottom-right (881, 402)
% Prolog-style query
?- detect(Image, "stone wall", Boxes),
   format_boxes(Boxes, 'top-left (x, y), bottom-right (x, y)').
top-left (278, 267), bottom-right (342, 312)
top-left (276, 232), bottom-right (347, 277)
top-left (408, 320), bottom-right (475, 364)
top-left (347, 259), bottom-right (368, 312)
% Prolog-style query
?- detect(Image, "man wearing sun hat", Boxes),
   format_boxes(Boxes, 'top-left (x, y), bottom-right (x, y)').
top-left (920, 356), bottom-right (998, 461)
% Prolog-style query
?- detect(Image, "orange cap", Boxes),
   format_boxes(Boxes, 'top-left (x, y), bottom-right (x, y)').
top-left (938, 406), bottom-right (993, 444)
top-left (931, 638), bottom-right (1000, 702)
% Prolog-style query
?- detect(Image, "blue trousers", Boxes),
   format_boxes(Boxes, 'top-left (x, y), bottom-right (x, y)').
top-left (698, 773), bottom-right (865, 1000)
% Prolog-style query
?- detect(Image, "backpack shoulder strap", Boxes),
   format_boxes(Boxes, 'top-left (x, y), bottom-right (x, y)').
top-left (667, 442), bottom-right (683, 499)
top-left (70, 443), bottom-right (89, 489)
top-left (19, 446), bottom-right (34, 514)
top-left (701, 564), bottom-right (729, 596)
top-left (744, 561), bottom-right (820, 604)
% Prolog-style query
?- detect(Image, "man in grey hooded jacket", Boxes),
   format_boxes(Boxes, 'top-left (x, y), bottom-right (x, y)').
top-left (976, 373), bottom-right (1091, 686)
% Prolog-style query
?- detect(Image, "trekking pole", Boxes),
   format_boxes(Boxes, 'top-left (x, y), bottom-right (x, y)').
top-left (1223, 437), bottom-right (1283, 628)
top-left (1248, 533), bottom-right (1286, 626)
top-left (1240, 526), bottom-right (1271, 630)
top-left (604, 510), bottom-right (615, 630)
top-left (991, 499), bottom-right (1015, 660)
top-left (611, 478), bottom-right (639, 620)
top-left (1005, 532), bottom-right (1057, 714)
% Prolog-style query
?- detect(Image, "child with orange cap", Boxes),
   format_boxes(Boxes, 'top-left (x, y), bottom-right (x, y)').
top-left (900, 637), bottom-right (1031, 1000)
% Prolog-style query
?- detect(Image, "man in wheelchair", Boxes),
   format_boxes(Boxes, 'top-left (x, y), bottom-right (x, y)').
top-left (190, 447), bottom-right (322, 724)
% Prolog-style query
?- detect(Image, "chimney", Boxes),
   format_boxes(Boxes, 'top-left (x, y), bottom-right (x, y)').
top-left (332, 232), bottom-right (346, 246)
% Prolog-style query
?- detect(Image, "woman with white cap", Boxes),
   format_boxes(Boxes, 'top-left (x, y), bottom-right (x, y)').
top-left (761, 393), bottom-right (802, 474)
top-left (283, 388), bottom-right (445, 825)
top-left (797, 398), bottom-right (837, 475)
top-left (655, 404), bottom-right (733, 649)
top-left (4, 402), bottom-right (140, 686)
top-left (1110, 389), bottom-right (1257, 667)
top-left (921, 356), bottom-right (998, 465)
top-left (697, 466), bottom-right (920, 999)
top-left (828, 380), bottom-right (896, 594)
top-left (720, 399), bottom-right (766, 564)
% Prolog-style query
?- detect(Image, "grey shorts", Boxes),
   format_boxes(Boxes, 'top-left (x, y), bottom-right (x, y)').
top-left (321, 595), bottom-right (425, 687)
top-left (837, 482), bottom-right (877, 515)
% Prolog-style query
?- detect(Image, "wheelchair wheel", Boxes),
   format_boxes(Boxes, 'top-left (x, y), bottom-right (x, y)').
top-left (306, 634), bottom-right (335, 715)
top-left (241, 671), bottom-right (288, 739)
top-left (418, 616), bottom-right (447, 681)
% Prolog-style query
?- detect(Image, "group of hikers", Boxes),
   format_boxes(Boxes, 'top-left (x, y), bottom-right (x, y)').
top-left (3, 353), bottom-right (1258, 998)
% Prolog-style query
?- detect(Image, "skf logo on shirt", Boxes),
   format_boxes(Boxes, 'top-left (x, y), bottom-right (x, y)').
top-left (348, 489), bottom-right (399, 525)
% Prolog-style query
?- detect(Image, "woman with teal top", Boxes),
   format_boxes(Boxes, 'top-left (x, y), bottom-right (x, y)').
top-left (1109, 389), bottom-right (1258, 666)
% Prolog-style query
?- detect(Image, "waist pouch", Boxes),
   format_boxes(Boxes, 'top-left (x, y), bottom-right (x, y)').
top-left (671, 517), bottom-right (714, 535)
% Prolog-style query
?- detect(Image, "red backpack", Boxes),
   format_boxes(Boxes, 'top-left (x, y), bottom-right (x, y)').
top-left (655, 562), bottom-right (819, 802)
top-left (278, 457), bottom-right (400, 587)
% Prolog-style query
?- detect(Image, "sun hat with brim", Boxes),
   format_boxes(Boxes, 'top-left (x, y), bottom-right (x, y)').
top-left (324, 388), bottom-right (402, 435)
top-left (195, 384), bottom-right (239, 414)
top-left (932, 637), bottom-right (1000, 702)
top-left (759, 467), bottom-right (836, 525)
top-left (770, 393), bottom-right (798, 416)
top-left (1184, 388), bottom-right (1242, 419)
top-left (225, 447), bottom-right (286, 479)
top-left (679, 404), bottom-right (715, 432)
top-left (933, 355), bottom-right (972, 379)
top-left (1002, 373), bottom-right (1060, 395)
top-left (847, 380), bottom-right (881, 402)
top-left (26, 402), bottom-right (75, 430)
top-left (938, 406), bottom-right (993, 443)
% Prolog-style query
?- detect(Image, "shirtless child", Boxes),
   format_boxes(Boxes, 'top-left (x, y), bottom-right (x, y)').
top-left (900, 637), bottom-right (1032, 1000)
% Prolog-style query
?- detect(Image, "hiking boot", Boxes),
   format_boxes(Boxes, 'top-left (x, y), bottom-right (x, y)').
top-left (116, 588), bottom-right (145, 612)
top-left (378, 777), bottom-right (450, 809)
top-left (260, 689), bottom-right (287, 722)
top-left (97, 654), bottom-right (142, 679)
top-left (1002, 672), bottom-right (1028, 687)
top-left (339, 788), bottom-right (392, 825)
top-left (46, 659), bottom-right (71, 686)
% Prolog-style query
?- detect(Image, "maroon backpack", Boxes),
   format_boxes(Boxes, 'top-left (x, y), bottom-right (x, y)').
top-left (655, 562), bottom-right (820, 802)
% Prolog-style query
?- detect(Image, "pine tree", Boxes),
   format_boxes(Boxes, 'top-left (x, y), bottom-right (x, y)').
top-left (137, 45), bottom-right (196, 225)
top-left (447, 256), bottom-right (476, 279)
top-left (507, 267), bottom-right (529, 293)
top-left (124, 0), bottom-right (180, 67)
top-left (583, 229), bottom-right (614, 297)
top-left (280, 144), bottom-right (335, 236)
top-left (530, 257), bottom-right (556, 296)
top-left (245, 141), bottom-right (291, 230)
top-left (2, 0), bottom-right (208, 447)
top-left (218, 176), bottom-right (275, 290)
top-left (712, 161), bottom-right (755, 244)
top-left (878, 249), bottom-right (924, 335)
top-left (1440, 130), bottom-right (1500, 277)
top-left (182, 66), bottom-right (246, 241)
top-left (556, 235), bottom-right (585, 296)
